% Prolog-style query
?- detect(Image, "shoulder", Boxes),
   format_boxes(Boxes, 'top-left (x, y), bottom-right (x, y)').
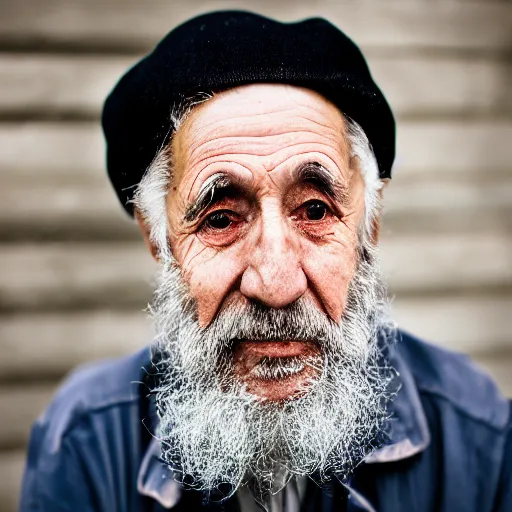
top-left (395, 330), bottom-right (510, 431)
top-left (41, 346), bottom-right (151, 444)
top-left (393, 332), bottom-right (512, 509)
top-left (20, 347), bottom-right (152, 510)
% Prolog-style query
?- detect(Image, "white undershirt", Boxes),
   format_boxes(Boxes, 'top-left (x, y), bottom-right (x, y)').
top-left (236, 477), bottom-right (308, 512)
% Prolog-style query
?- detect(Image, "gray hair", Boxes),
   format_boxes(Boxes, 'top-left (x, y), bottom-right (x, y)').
top-left (133, 95), bottom-right (384, 261)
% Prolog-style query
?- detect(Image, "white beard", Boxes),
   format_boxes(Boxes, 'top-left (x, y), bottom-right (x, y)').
top-left (149, 241), bottom-right (397, 502)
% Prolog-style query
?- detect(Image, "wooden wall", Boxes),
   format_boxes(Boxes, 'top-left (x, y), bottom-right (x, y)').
top-left (1, 1), bottom-right (511, 509)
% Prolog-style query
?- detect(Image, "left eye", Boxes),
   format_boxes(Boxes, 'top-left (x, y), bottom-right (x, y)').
top-left (304, 200), bottom-right (328, 221)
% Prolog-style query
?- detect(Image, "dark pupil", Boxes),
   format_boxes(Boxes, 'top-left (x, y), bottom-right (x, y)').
top-left (207, 212), bottom-right (231, 229)
top-left (305, 201), bottom-right (326, 221)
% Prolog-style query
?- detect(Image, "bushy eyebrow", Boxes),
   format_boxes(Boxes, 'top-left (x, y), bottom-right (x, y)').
top-left (183, 172), bottom-right (234, 223)
top-left (293, 161), bottom-right (349, 206)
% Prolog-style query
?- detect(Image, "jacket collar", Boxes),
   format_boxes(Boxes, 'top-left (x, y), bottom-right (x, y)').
top-left (137, 332), bottom-right (431, 508)
top-left (364, 338), bottom-right (431, 463)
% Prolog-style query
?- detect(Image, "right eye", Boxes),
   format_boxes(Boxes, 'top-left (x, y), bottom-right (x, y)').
top-left (197, 209), bottom-right (244, 247)
top-left (203, 211), bottom-right (233, 230)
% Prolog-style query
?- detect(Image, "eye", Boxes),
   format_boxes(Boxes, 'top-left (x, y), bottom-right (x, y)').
top-left (203, 211), bottom-right (233, 230)
top-left (304, 200), bottom-right (328, 221)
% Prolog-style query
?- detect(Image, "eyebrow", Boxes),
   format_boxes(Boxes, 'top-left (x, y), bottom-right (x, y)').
top-left (183, 162), bottom-right (349, 224)
top-left (183, 172), bottom-right (235, 223)
top-left (293, 161), bottom-right (349, 206)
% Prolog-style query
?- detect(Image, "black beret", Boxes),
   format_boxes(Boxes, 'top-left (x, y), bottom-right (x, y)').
top-left (102, 10), bottom-right (395, 216)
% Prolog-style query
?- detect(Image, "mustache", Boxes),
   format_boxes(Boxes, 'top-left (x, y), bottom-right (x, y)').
top-left (155, 294), bottom-right (343, 384)
top-left (198, 296), bottom-right (338, 349)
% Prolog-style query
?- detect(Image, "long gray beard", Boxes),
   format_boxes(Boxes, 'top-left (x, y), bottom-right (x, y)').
top-left (149, 242), bottom-right (397, 501)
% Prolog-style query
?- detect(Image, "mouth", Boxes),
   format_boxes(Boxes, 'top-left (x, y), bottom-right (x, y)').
top-left (232, 340), bottom-right (323, 402)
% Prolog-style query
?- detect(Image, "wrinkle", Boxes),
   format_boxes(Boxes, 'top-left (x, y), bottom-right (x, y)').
top-left (181, 243), bottom-right (211, 277)
top-left (186, 145), bottom-right (345, 181)
top-left (186, 132), bottom-right (342, 168)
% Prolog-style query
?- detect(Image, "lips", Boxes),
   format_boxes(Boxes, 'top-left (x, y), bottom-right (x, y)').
top-left (235, 340), bottom-right (318, 364)
top-left (232, 340), bottom-right (322, 402)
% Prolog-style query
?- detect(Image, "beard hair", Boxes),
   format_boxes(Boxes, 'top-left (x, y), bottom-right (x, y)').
top-left (149, 239), bottom-right (398, 501)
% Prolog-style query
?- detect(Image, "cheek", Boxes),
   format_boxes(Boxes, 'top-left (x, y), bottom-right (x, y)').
top-left (301, 237), bottom-right (359, 322)
top-left (172, 236), bottom-right (245, 327)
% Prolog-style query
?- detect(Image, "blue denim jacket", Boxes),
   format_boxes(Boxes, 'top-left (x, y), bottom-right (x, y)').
top-left (20, 331), bottom-right (512, 511)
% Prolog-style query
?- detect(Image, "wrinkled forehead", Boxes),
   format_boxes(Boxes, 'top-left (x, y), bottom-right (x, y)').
top-left (171, 83), bottom-right (351, 188)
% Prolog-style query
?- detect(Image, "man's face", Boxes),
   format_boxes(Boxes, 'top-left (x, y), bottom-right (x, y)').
top-left (140, 84), bottom-right (394, 497)
top-left (166, 84), bottom-right (367, 402)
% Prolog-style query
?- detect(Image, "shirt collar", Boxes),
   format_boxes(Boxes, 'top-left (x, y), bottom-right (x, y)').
top-left (137, 438), bottom-right (181, 509)
top-left (137, 332), bottom-right (431, 508)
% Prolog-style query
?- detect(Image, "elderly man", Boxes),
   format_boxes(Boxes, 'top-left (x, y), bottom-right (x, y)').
top-left (20, 11), bottom-right (511, 512)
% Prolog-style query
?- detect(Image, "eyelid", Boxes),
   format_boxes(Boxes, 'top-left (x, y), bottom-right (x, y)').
top-left (204, 206), bottom-right (241, 220)
top-left (187, 196), bottom-right (245, 228)
top-left (204, 208), bottom-right (239, 220)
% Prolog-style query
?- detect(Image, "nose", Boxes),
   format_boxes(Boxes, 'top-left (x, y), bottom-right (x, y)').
top-left (240, 215), bottom-right (307, 309)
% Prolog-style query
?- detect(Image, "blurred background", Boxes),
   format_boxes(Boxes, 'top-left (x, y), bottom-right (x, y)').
top-left (0, 0), bottom-right (511, 510)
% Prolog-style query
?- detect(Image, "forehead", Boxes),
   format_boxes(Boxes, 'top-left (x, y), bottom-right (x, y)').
top-left (171, 84), bottom-right (350, 193)
top-left (183, 83), bottom-right (344, 130)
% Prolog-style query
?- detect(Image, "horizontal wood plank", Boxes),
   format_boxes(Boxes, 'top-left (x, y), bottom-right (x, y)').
top-left (382, 173), bottom-right (512, 215)
top-left (1, 53), bottom-right (510, 119)
top-left (0, 183), bottom-right (138, 241)
top-left (0, 385), bottom-right (56, 450)
top-left (0, 123), bottom-right (103, 180)
top-left (0, 310), bottom-right (151, 380)
top-left (0, 1), bottom-right (510, 52)
top-left (0, 234), bottom-right (511, 312)
top-left (369, 55), bottom-right (512, 118)
top-left (395, 120), bottom-right (512, 175)
top-left (379, 232), bottom-right (512, 294)
top-left (0, 54), bottom-right (132, 119)
top-left (0, 242), bottom-right (156, 311)
top-left (2, 120), bottom-right (511, 182)
top-left (393, 295), bottom-right (512, 355)
top-left (0, 450), bottom-right (24, 512)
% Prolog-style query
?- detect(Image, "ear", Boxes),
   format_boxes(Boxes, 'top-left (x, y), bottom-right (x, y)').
top-left (369, 179), bottom-right (389, 245)
top-left (134, 209), bottom-right (160, 262)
